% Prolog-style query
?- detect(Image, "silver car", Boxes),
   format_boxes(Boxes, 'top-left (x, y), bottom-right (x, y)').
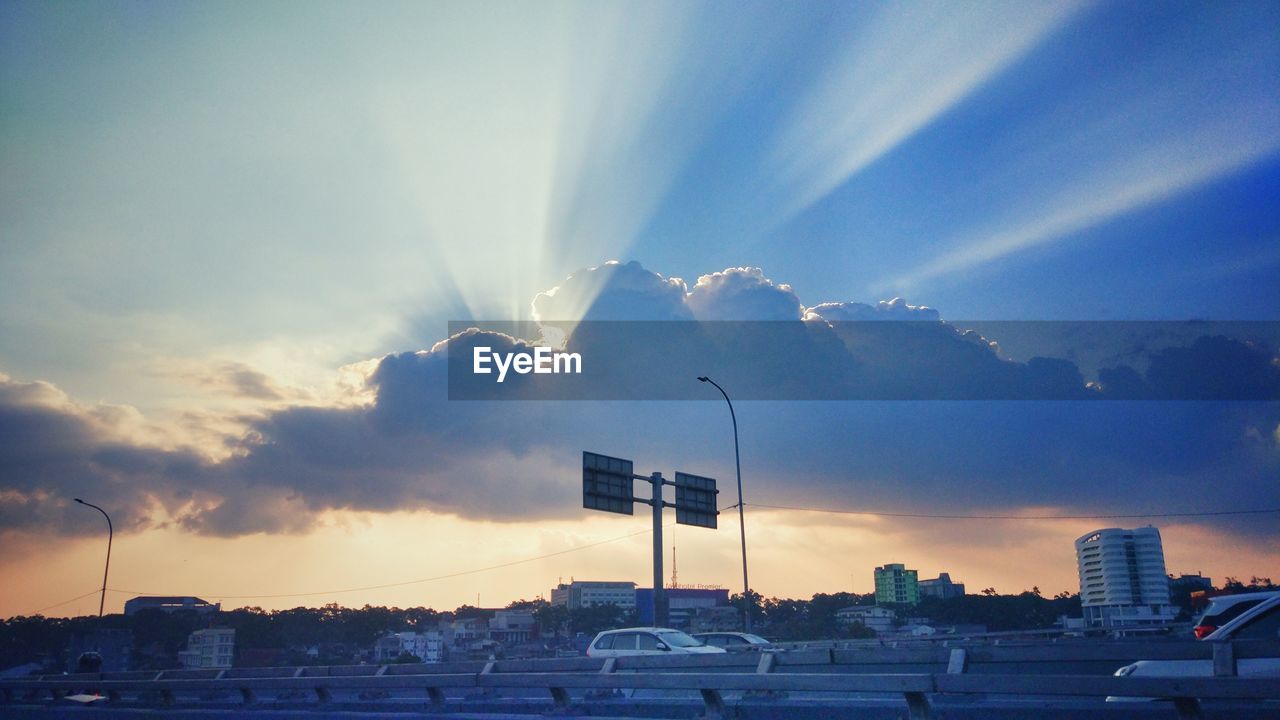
top-left (586, 627), bottom-right (727, 658)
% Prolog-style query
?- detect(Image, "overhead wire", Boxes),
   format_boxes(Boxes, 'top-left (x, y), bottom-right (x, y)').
top-left (743, 502), bottom-right (1280, 520)
top-left (99, 504), bottom-right (740, 602)
top-left (27, 589), bottom-right (102, 616)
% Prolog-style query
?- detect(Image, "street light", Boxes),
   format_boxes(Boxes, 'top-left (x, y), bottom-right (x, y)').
top-left (74, 498), bottom-right (112, 617)
top-left (697, 376), bottom-right (752, 633)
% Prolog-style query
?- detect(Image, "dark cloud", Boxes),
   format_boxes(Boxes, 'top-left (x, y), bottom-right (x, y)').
top-left (1, 263), bottom-right (1277, 547)
top-left (0, 378), bottom-right (215, 536)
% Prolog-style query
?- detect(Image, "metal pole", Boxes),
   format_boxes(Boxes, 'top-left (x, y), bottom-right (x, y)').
top-left (651, 472), bottom-right (667, 627)
top-left (697, 377), bottom-right (751, 633)
top-left (74, 498), bottom-right (113, 617)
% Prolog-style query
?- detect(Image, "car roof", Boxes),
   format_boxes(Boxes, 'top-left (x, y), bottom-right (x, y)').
top-left (595, 627), bottom-right (683, 635)
top-left (1205, 594), bottom-right (1280, 640)
top-left (1204, 590), bottom-right (1280, 611)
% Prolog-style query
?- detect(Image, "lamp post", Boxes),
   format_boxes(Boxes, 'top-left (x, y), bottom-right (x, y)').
top-left (697, 376), bottom-right (752, 633)
top-left (74, 498), bottom-right (112, 617)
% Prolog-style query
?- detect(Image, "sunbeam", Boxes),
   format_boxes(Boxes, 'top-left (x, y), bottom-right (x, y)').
top-left (763, 0), bottom-right (1087, 225)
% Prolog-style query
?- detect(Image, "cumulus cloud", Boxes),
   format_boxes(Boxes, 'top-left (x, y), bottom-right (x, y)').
top-left (532, 260), bottom-right (690, 322)
top-left (2, 263), bottom-right (1277, 545)
top-left (686, 267), bottom-right (803, 321)
top-left (807, 298), bottom-right (940, 322)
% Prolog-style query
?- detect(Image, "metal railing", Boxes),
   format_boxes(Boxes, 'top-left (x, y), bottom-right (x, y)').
top-left (4, 639), bottom-right (1277, 720)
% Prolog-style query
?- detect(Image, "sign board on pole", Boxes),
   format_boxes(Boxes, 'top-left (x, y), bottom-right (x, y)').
top-left (674, 471), bottom-right (718, 528)
top-left (583, 451), bottom-right (635, 515)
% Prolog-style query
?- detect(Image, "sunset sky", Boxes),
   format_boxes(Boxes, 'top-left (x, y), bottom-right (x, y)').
top-left (2, 1), bottom-right (1278, 619)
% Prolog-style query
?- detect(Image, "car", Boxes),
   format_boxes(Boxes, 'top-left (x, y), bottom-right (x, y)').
top-left (1111, 593), bottom-right (1280, 692)
top-left (692, 632), bottom-right (773, 651)
top-left (585, 627), bottom-right (727, 658)
top-left (1191, 590), bottom-right (1279, 639)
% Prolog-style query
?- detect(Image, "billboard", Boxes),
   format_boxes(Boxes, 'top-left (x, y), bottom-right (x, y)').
top-left (674, 471), bottom-right (719, 528)
top-left (583, 451), bottom-right (635, 515)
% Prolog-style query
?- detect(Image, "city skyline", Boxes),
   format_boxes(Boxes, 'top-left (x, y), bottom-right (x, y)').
top-left (2, 1), bottom-right (1278, 618)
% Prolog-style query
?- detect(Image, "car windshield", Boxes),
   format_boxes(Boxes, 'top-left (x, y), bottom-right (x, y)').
top-left (742, 634), bottom-right (769, 644)
top-left (656, 630), bottom-right (703, 648)
top-left (1199, 599), bottom-right (1263, 627)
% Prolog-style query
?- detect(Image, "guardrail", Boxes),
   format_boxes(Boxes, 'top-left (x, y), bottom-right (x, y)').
top-left (774, 620), bottom-right (1192, 650)
top-left (4, 639), bottom-right (1277, 720)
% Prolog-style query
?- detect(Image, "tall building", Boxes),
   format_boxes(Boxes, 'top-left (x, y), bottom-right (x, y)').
top-left (919, 572), bottom-right (966, 599)
top-left (550, 580), bottom-right (637, 610)
top-left (1075, 527), bottom-right (1177, 627)
top-left (874, 563), bottom-right (920, 605)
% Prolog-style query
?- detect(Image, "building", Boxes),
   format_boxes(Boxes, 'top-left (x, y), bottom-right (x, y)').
top-left (1075, 527), bottom-right (1177, 628)
top-left (918, 573), bottom-right (966, 599)
top-left (123, 596), bottom-right (220, 616)
top-left (374, 631), bottom-right (445, 663)
top-left (635, 588), bottom-right (729, 628)
top-left (489, 610), bottom-right (537, 645)
top-left (687, 606), bottom-right (741, 633)
top-left (550, 580), bottom-right (637, 610)
top-left (177, 628), bottom-right (235, 669)
top-left (1170, 573), bottom-right (1213, 595)
top-left (836, 606), bottom-right (896, 634)
top-left (874, 563), bottom-right (920, 605)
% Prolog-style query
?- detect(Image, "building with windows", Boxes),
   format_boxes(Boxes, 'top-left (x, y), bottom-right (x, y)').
top-left (874, 563), bottom-right (920, 605)
top-left (550, 580), bottom-right (637, 610)
top-left (919, 572), bottom-right (966, 599)
top-left (374, 631), bottom-right (445, 663)
top-left (636, 587), bottom-right (729, 628)
top-left (836, 606), bottom-right (896, 634)
top-left (177, 628), bottom-right (235, 669)
top-left (1075, 527), bottom-right (1177, 628)
top-left (489, 610), bottom-right (537, 645)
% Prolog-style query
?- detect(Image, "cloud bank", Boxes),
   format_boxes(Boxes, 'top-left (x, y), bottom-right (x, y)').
top-left (1, 263), bottom-right (1277, 548)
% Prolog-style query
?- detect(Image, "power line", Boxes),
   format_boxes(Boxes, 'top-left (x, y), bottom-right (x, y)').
top-left (109, 527), bottom-right (656, 601)
top-left (106, 503), bottom-right (741, 603)
top-left (744, 502), bottom-right (1280, 520)
top-left (29, 589), bottom-right (102, 616)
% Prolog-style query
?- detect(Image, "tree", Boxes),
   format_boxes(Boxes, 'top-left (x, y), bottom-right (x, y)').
top-left (842, 621), bottom-right (876, 640)
top-left (728, 589), bottom-right (764, 626)
top-left (533, 603), bottom-right (569, 640)
top-left (568, 604), bottom-right (626, 636)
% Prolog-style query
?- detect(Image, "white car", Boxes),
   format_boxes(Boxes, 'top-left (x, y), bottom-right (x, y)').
top-left (1113, 593), bottom-right (1280, 682)
top-left (585, 627), bottom-right (727, 658)
top-left (1192, 590), bottom-right (1279, 639)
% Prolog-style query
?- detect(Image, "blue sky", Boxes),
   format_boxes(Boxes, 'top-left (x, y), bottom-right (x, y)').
top-left (1, 1), bottom-right (1278, 616)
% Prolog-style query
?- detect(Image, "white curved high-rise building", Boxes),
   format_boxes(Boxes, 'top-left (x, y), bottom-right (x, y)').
top-left (1075, 526), bottom-right (1176, 628)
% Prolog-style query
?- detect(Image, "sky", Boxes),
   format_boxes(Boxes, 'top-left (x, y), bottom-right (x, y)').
top-left (1, 0), bottom-right (1278, 619)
